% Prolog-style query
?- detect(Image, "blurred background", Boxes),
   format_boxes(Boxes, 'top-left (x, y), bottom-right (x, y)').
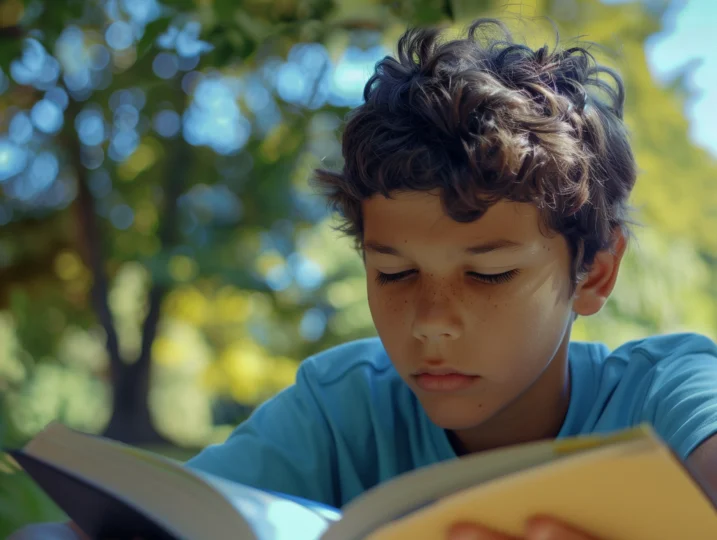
top-left (1, 0), bottom-right (716, 533)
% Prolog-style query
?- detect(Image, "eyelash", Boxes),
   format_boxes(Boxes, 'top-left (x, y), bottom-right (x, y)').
top-left (374, 269), bottom-right (520, 286)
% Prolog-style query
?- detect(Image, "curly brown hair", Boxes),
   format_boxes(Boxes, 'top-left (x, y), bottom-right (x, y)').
top-left (314, 18), bottom-right (637, 285)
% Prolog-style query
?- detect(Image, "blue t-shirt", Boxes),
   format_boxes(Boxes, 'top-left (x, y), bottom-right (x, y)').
top-left (185, 332), bottom-right (717, 508)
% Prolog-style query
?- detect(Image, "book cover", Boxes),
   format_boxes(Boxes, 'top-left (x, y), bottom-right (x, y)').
top-left (10, 450), bottom-right (177, 540)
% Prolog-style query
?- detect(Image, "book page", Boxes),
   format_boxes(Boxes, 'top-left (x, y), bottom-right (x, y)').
top-left (22, 423), bottom-right (256, 540)
top-left (323, 438), bottom-right (559, 540)
top-left (324, 425), bottom-right (656, 540)
top-left (366, 438), bottom-right (717, 540)
top-left (196, 471), bottom-right (334, 540)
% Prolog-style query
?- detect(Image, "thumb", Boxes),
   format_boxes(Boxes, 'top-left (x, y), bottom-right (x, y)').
top-left (525, 517), bottom-right (599, 540)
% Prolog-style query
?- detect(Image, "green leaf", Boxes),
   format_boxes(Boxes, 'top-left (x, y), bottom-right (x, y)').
top-left (137, 16), bottom-right (174, 60)
top-left (214, 0), bottom-right (241, 21)
top-left (166, 0), bottom-right (198, 10)
top-left (232, 8), bottom-right (273, 44)
top-left (0, 34), bottom-right (24, 74)
top-left (448, 0), bottom-right (492, 22)
top-left (411, 0), bottom-right (451, 24)
top-left (37, 0), bottom-right (86, 30)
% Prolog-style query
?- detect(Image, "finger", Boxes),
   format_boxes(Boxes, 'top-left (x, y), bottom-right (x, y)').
top-left (525, 516), bottom-right (600, 540)
top-left (447, 522), bottom-right (521, 540)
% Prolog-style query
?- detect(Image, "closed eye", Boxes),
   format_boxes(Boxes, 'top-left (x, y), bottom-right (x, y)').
top-left (467, 269), bottom-right (519, 284)
top-left (375, 269), bottom-right (416, 286)
top-left (375, 269), bottom-right (519, 286)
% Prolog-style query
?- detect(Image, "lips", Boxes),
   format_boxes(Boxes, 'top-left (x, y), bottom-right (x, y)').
top-left (411, 366), bottom-right (479, 392)
top-left (413, 367), bottom-right (473, 376)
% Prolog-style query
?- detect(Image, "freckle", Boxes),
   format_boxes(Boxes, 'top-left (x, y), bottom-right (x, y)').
top-left (478, 403), bottom-right (483, 408)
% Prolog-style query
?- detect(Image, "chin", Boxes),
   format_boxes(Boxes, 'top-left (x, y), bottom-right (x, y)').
top-left (418, 395), bottom-right (496, 431)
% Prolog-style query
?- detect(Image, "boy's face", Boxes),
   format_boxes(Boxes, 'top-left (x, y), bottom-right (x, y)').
top-left (363, 191), bottom-right (578, 434)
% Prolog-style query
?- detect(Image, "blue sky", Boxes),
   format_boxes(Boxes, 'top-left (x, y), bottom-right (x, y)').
top-left (607, 0), bottom-right (717, 157)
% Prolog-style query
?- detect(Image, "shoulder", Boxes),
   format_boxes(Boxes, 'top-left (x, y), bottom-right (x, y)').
top-left (300, 337), bottom-right (394, 385)
top-left (569, 332), bottom-right (717, 458)
top-left (572, 332), bottom-right (717, 399)
top-left (293, 337), bottom-right (407, 419)
top-left (609, 332), bottom-right (717, 388)
top-left (570, 332), bottom-right (717, 374)
top-left (296, 337), bottom-right (418, 434)
top-left (611, 332), bottom-right (717, 365)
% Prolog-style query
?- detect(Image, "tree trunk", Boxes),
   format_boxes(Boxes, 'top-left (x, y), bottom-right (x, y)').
top-left (102, 361), bottom-right (164, 444)
top-left (102, 284), bottom-right (167, 444)
top-left (65, 99), bottom-right (186, 446)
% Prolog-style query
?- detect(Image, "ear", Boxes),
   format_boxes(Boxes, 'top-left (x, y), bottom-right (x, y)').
top-left (572, 228), bottom-right (627, 317)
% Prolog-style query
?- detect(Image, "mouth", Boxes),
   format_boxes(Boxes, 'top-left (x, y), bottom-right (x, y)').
top-left (411, 366), bottom-right (480, 392)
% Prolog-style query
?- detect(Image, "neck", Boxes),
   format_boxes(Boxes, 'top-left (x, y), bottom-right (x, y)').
top-left (448, 334), bottom-right (572, 456)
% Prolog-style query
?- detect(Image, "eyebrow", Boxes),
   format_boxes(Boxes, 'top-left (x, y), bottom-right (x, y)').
top-left (363, 239), bottom-right (522, 256)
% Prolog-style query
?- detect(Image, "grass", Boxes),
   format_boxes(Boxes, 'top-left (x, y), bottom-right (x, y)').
top-left (0, 458), bottom-right (66, 539)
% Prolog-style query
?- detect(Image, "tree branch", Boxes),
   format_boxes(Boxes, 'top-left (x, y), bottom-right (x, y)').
top-left (135, 137), bottom-right (189, 369)
top-left (64, 101), bottom-right (124, 373)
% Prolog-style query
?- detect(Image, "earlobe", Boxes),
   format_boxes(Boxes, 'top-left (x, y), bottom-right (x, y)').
top-left (572, 229), bottom-right (627, 317)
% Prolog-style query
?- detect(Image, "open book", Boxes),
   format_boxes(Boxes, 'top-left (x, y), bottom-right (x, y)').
top-left (9, 421), bottom-right (717, 540)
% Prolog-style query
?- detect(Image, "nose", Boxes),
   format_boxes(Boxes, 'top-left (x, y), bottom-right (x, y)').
top-left (411, 286), bottom-right (463, 343)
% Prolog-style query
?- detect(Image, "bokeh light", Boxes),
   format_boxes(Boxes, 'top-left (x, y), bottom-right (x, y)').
top-left (10, 38), bottom-right (60, 90)
top-left (88, 43), bottom-right (112, 71)
top-left (26, 151), bottom-right (60, 194)
top-left (9, 112), bottom-right (34, 145)
top-left (299, 308), bottom-right (327, 342)
top-left (31, 99), bottom-right (64, 134)
top-left (45, 86), bottom-right (70, 110)
top-left (153, 52), bottom-right (179, 79)
top-left (105, 21), bottom-right (135, 51)
top-left (153, 109), bottom-right (181, 138)
top-left (0, 140), bottom-right (28, 183)
top-left (157, 21), bottom-right (213, 57)
top-left (81, 145), bottom-right (105, 170)
top-left (288, 253), bottom-right (324, 290)
top-left (183, 76), bottom-right (251, 154)
top-left (329, 45), bottom-right (387, 107)
top-left (108, 129), bottom-right (139, 161)
top-left (110, 203), bottom-right (135, 229)
top-left (55, 26), bottom-right (94, 97)
top-left (180, 184), bottom-right (243, 228)
top-left (75, 106), bottom-right (107, 146)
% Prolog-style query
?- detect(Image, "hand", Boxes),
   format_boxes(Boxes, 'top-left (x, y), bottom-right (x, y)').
top-left (447, 516), bottom-right (600, 540)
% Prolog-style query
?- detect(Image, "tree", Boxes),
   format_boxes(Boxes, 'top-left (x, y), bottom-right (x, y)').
top-left (0, 0), bottom-right (483, 446)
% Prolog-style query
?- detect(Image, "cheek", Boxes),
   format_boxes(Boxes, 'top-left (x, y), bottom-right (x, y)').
top-left (367, 284), bottom-right (410, 331)
top-left (469, 275), bottom-right (573, 375)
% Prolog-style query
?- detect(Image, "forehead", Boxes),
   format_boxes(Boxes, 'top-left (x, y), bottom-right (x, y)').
top-left (362, 191), bottom-right (546, 244)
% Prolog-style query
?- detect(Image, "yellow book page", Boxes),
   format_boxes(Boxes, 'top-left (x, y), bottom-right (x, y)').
top-left (551, 424), bottom-right (655, 454)
top-left (367, 438), bottom-right (717, 540)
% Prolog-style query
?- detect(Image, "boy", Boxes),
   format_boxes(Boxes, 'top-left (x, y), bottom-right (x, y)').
top-left (12, 17), bottom-right (717, 540)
